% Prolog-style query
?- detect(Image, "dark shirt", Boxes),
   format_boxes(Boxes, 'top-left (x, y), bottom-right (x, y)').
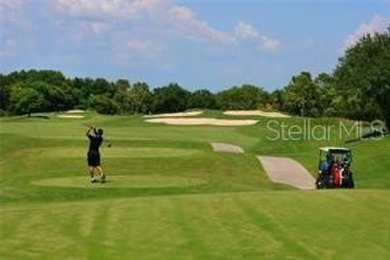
top-left (88, 134), bottom-right (103, 152)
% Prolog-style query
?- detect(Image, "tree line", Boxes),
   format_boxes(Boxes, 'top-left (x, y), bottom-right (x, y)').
top-left (0, 29), bottom-right (389, 128)
top-left (0, 71), bottom-right (270, 115)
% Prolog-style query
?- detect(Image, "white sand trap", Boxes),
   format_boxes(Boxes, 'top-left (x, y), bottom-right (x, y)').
top-left (211, 143), bottom-right (244, 153)
top-left (145, 118), bottom-right (258, 126)
top-left (32, 175), bottom-right (207, 189)
top-left (65, 109), bottom-right (85, 114)
top-left (144, 111), bottom-right (203, 118)
top-left (57, 115), bottom-right (85, 119)
top-left (257, 156), bottom-right (315, 190)
top-left (224, 110), bottom-right (290, 118)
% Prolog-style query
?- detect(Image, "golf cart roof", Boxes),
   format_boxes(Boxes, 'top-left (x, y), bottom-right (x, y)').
top-left (320, 147), bottom-right (351, 152)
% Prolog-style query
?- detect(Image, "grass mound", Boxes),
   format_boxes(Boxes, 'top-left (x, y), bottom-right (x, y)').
top-left (32, 175), bottom-right (208, 189)
top-left (40, 147), bottom-right (202, 158)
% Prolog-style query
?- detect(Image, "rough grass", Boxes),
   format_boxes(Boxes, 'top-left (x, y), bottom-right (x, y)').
top-left (0, 112), bottom-right (389, 259)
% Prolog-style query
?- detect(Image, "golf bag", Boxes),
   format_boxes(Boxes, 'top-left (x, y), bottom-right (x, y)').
top-left (315, 164), bottom-right (354, 189)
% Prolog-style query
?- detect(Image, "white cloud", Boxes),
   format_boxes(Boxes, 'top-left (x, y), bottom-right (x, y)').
top-left (127, 39), bottom-right (162, 52)
top-left (0, 0), bottom-right (22, 10)
top-left (235, 21), bottom-right (258, 39)
top-left (55, 0), bottom-right (125, 15)
top-left (260, 36), bottom-right (281, 52)
top-left (53, 0), bottom-right (280, 52)
top-left (168, 5), bottom-right (234, 44)
top-left (234, 21), bottom-right (280, 51)
top-left (81, 21), bottom-right (109, 34)
top-left (167, 7), bottom-right (280, 50)
top-left (54, 0), bottom-right (165, 19)
top-left (0, 0), bottom-right (23, 23)
top-left (344, 14), bottom-right (390, 49)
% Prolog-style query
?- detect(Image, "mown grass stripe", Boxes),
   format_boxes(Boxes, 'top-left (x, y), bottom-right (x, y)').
top-left (86, 206), bottom-right (110, 259)
top-left (0, 209), bottom-right (26, 239)
top-left (196, 195), bottom-right (279, 258)
top-left (170, 198), bottom-right (211, 259)
top-left (234, 196), bottom-right (320, 259)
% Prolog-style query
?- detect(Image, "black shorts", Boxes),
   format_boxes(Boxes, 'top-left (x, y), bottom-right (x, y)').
top-left (87, 150), bottom-right (101, 167)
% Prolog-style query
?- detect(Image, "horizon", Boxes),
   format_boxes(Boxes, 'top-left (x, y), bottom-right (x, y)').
top-left (1, 0), bottom-right (389, 91)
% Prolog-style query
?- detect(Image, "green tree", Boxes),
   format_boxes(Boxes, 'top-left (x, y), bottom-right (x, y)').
top-left (113, 79), bottom-right (131, 114)
top-left (70, 77), bottom-right (92, 109)
top-left (314, 73), bottom-right (336, 116)
top-left (9, 84), bottom-right (45, 116)
top-left (152, 83), bottom-right (190, 113)
top-left (128, 82), bottom-right (152, 114)
top-left (89, 95), bottom-right (119, 115)
top-left (217, 85), bottom-right (267, 110)
top-left (333, 30), bottom-right (390, 128)
top-left (30, 81), bottom-right (72, 112)
top-left (91, 78), bottom-right (114, 97)
top-left (9, 69), bottom-right (66, 86)
top-left (188, 89), bottom-right (217, 109)
top-left (282, 72), bottom-right (322, 117)
top-left (0, 74), bottom-right (11, 113)
top-left (268, 89), bottom-right (284, 110)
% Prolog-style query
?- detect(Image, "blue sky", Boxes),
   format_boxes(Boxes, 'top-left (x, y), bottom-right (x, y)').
top-left (1, 0), bottom-right (389, 91)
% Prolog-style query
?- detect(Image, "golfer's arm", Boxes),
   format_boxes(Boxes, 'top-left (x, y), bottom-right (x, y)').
top-left (86, 126), bottom-right (94, 136)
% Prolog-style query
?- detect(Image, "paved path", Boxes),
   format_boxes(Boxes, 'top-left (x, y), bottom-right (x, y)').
top-left (257, 156), bottom-right (315, 190)
top-left (210, 143), bottom-right (244, 153)
top-left (210, 144), bottom-right (314, 189)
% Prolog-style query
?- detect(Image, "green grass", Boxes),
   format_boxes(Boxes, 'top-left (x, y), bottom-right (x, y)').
top-left (0, 112), bottom-right (389, 259)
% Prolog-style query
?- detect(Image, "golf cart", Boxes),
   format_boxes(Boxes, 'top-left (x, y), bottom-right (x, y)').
top-left (315, 147), bottom-right (355, 189)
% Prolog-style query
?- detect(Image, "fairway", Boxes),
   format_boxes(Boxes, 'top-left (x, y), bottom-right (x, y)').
top-left (1, 112), bottom-right (389, 259)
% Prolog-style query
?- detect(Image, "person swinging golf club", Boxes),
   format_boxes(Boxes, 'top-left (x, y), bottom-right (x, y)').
top-left (86, 125), bottom-right (105, 183)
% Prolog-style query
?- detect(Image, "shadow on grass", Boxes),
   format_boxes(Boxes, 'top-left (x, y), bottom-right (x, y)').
top-left (345, 130), bottom-right (389, 144)
top-left (17, 114), bottom-right (51, 120)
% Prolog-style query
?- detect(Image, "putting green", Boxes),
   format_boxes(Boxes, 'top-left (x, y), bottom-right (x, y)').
top-left (37, 147), bottom-right (201, 158)
top-left (31, 175), bottom-right (208, 188)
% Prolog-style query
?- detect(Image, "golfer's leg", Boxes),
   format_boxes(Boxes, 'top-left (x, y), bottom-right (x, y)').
top-left (89, 167), bottom-right (95, 181)
top-left (95, 166), bottom-right (103, 176)
top-left (95, 152), bottom-right (105, 182)
top-left (96, 166), bottom-right (105, 182)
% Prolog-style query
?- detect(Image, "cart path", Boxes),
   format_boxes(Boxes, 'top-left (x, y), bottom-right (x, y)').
top-left (210, 143), bottom-right (314, 189)
top-left (257, 156), bottom-right (315, 190)
top-left (210, 143), bottom-right (244, 153)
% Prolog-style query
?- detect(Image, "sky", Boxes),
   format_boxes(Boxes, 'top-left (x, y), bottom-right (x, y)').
top-left (0, 0), bottom-right (389, 92)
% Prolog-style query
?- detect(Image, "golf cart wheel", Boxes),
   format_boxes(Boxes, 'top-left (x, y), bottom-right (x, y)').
top-left (348, 172), bottom-right (355, 189)
top-left (315, 178), bottom-right (326, 189)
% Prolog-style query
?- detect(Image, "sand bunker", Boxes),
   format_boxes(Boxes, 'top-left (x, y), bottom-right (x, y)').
top-left (224, 110), bottom-right (290, 118)
top-left (32, 175), bottom-right (207, 189)
top-left (57, 115), bottom-right (85, 119)
top-left (211, 143), bottom-right (244, 153)
top-left (145, 118), bottom-right (258, 126)
top-left (65, 109), bottom-right (85, 114)
top-left (144, 111), bottom-right (203, 118)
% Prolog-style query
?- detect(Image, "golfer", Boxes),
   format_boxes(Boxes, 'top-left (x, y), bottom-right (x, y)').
top-left (86, 125), bottom-right (105, 183)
